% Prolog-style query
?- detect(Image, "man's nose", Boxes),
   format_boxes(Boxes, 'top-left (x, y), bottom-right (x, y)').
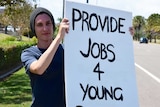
top-left (43, 25), bottom-right (48, 31)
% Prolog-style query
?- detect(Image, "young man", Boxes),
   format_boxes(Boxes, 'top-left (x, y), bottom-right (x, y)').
top-left (21, 7), bottom-right (69, 107)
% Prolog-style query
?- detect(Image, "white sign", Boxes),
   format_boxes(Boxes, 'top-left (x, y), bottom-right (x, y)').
top-left (64, 1), bottom-right (139, 107)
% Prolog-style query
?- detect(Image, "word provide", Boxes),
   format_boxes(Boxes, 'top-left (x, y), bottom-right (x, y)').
top-left (72, 8), bottom-right (125, 33)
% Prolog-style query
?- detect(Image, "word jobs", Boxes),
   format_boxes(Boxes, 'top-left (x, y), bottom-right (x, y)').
top-left (80, 38), bottom-right (115, 62)
top-left (72, 8), bottom-right (126, 33)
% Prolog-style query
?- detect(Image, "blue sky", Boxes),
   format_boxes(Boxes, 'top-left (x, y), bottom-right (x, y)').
top-left (33, 0), bottom-right (160, 23)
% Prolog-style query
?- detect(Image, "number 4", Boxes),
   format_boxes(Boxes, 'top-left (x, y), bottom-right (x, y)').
top-left (93, 62), bottom-right (104, 81)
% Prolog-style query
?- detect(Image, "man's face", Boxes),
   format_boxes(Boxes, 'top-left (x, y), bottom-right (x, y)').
top-left (35, 13), bottom-right (54, 41)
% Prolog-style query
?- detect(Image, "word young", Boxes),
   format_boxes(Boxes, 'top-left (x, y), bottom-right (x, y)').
top-left (80, 83), bottom-right (123, 101)
top-left (80, 38), bottom-right (115, 62)
top-left (72, 8), bottom-right (125, 33)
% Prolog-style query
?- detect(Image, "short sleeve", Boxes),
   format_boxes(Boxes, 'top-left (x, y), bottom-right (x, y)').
top-left (21, 46), bottom-right (40, 74)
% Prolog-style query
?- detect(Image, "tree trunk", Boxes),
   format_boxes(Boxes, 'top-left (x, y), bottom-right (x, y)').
top-left (154, 35), bottom-right (156, 43)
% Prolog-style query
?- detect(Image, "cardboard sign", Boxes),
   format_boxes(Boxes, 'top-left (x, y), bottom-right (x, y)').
top-left (64, 1), bottom-right (139, 107)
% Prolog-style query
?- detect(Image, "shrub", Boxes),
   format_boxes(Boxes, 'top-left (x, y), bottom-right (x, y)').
top-left (2, 36), bottom-right (16, 42)
top-left (31, 36), bottom-right (37, 43)
top-left (0, 39), bottom-right (36, 74)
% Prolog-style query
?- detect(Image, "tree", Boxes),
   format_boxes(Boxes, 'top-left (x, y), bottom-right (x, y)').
top-left (0, 0), bottom-right (25, 6)
top-left (0, 0), bottom-right (26, 33)
top-left (53, 18), bottom-right (62, 38)
top-left (146, 13), bottom-right (160, 43)
top-left (0, 0), bottom-right (33, 40)
top-left (132, 16), bottom-right (146, 41)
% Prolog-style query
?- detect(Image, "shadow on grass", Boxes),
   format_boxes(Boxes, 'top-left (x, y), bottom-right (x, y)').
top-left (0, 68), bottom-right (32, 104)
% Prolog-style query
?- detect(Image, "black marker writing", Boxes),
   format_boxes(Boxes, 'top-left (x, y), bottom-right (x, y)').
top-left (80, 38), bottom-right (115, 62)
top-left (80, 83), bottom-right (123, 101)
top-left (72, 8), bottom-right (125, 33)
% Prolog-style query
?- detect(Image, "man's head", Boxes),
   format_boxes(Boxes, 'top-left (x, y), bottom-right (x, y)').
top-left (30, 7), bottom-right (55, 36)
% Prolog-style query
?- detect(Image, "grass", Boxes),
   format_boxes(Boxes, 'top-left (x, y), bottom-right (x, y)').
top-left (0, 68), bottom-right (32, 107)
top-left (0, 33), bottom-right (37, 49)
top-left (0, 33), bottom-right (35, 106)
top-left (0, 33), bottom-right (31, 41)
top-left (0, 33), bottom-right (12, 40)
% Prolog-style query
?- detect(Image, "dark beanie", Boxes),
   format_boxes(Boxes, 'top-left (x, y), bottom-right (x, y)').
top-left (30, 7), bottom-right (55, 36)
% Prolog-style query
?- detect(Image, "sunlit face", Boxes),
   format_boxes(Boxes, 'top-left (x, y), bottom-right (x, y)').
top-left (35, 13), bottom-right (53, 41)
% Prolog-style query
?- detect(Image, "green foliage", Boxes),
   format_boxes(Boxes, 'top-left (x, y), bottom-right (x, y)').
top-left (0, 68), bottom-right (31, 107)
top-left (146, 14), bottom-right (160, 33)
top-left (54, 25), bottom-right (59, 38)
top-left (0, 42), bottom-right (34, 72)
top-left (0, 0), bottom-right (25, 6)
top-left (132, 16), bottom-right (146, 40)
top-left (23, 29), bottom-right (35, 38)
top-left (31, 36), bottom-right (37, 43)
top-left (0, 34), bottom-right (35, 107)
top-left (132, 14), bottom-right (160, 42)
top-left (147, 14), bottom-right (160, 27)
top-left (2, 36), bottom-right (16, 42)
top-left (0, 35), bottom-right (36, 73)
top-left (0, 0), bottom-right (33, 36)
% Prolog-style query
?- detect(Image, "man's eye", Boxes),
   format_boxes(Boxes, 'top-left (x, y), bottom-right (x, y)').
top-left (47, 23), bottom-right (51, 25)
top-left (37, 23), bottom-right (43, 27)
top-left (46, 22), bottom-right (51, 26)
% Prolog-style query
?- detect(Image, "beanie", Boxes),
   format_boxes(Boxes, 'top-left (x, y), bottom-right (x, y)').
top-left (30, 7), bottom-right (55, 36)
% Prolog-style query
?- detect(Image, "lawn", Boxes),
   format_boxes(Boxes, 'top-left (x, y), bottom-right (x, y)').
top-left (0, 33), bottom-right (36, 107)
top-left (0, 68), bottom-right (32, 107)
top-left (0, 33), bottom-right (31, 41)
